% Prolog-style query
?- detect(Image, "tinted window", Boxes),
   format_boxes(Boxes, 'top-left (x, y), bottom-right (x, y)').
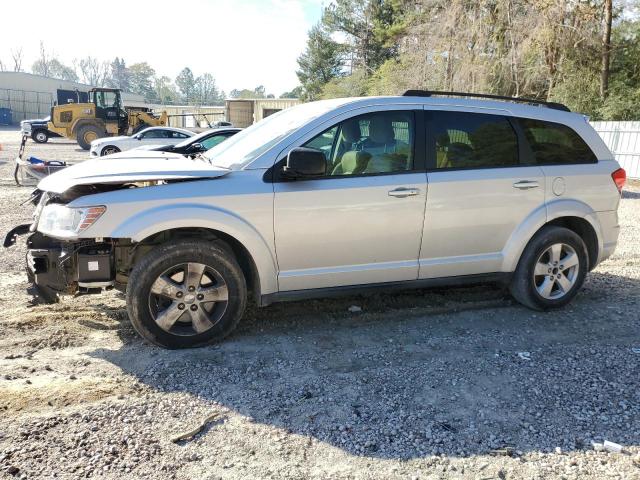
top-left (302, 111), bottom-right (414, 176)
top-left (520, 119), bottom-right (597, 165)
top-left (201, 133), bottom-right (233, 150)
top-left (142, 129), bottom-right (170, 139)
top-left (172, 132), bottom-right (190, 139)
top-left (432, 112), bottom-right (518, 169)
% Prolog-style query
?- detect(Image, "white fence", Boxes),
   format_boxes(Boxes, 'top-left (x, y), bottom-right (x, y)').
top-left (591, 121), bottom-right (640, 179)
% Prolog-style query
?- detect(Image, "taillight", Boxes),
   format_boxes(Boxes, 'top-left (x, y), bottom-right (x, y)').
top-left (611, 168), bottom-right (626, 194)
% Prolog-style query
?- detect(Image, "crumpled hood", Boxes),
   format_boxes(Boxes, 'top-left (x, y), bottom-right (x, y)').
top-left (37, 152), bottom-right (230, 194)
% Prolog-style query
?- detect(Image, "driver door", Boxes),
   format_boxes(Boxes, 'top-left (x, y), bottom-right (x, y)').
top-left (273, 108), bottom-right (427, 292)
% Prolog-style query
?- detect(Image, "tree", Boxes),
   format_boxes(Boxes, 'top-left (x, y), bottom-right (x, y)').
top-left (129, 62), bottom-right (157, 102)
top-left (229, 86), bottom-right (270, 99)
top-left (195, 73), bottom-right (222, 105)
top-left (11, 48), bottom-right (23, 72)
top-left (105, 57), bottom-right (131, 91)
top-left (176, 67), bottom-right (197, 103)
top-left (323, 0), bottom-right (402, 74)
top-left (280, 86), bottom-right (304, 98)
top-left (48, 59), bottom-right (78, 82)
top-left (296, 23), bottom-right (344, 100)
top-left (31, 42), bottom-right (52, 76)
top-left (601, 0), bottom-right (613, 99)
top-left (154, 76), bottom-right (180, 104)
top-left (76, 56), bottom-right (109, 85)
top-left (32, 42), bottom-right (77, 81)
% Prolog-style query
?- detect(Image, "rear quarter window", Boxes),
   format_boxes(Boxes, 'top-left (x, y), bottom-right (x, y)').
top-left (519, 119), bottom-right (597, 165)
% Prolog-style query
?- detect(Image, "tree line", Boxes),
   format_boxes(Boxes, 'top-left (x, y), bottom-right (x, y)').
top-left (295, 0), bottom-right (639, 120)
top-left (0, 42), bottom-right (289, 105)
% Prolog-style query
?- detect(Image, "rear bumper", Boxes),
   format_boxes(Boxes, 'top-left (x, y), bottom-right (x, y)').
top-left (595, 210), bottom-right (619, 264)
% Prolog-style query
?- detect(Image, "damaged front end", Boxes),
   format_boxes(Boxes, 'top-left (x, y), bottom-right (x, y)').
top-left (5, 188), bottom-right (120, 302)
top-left (26, 232), bottom-right (115, 302)
top-left (5, 154), bottom-right (231, 303)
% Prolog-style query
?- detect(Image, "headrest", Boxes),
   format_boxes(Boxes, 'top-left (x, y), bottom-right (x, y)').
top-left (341, 120), bottom-right (361, 143)
top-left (369, 117), bottom-right (395, 144)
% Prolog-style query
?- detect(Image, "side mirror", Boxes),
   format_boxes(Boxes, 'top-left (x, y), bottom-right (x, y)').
top-left (283, 147), bottom-right (326, 179)
top-left (190, 143), bottom-right (203, 152)
top-left (136, 135), bottom-right (142, 140)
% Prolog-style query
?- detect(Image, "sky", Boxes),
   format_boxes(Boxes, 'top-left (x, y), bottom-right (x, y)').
top-left (0, 0), bottom-right (324, 95)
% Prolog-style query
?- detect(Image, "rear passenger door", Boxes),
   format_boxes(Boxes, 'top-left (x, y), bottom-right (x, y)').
top-left (419, 109), bottom-right (546, 279)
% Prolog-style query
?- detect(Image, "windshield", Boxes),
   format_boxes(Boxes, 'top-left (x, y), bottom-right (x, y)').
top-left (203, 99), bottom-right (349, 169)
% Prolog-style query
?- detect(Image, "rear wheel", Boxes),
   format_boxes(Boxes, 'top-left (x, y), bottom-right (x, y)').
top-left (126, 240), bottom-right (247, 349)
top-left (509, 226), bottom-right (588, 310)
top-left (32, 130), bottom-right (49, 143)
top-left (77, 125), bottom-right (105, 150)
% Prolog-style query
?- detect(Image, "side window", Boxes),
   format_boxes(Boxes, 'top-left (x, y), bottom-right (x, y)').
top-left (519, 119), bottom-right (597, 165)
top-left (143, 129), bottom-right (170, 139)
top-left (301, 111), bottom-right (414, 176)
top-left (173, 132), bottom-right (190, 139)
top-left (432, 112), bottom-right (518, 169)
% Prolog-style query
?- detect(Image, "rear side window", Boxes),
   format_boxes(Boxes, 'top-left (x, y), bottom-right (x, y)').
top-left (519, 119), bottom-right (597, 165)
top-left (431, 111), bottom-right (518, 169)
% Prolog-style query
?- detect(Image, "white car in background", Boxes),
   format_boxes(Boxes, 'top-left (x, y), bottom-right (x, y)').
top-left (89, 127), bottom-right (194, 157)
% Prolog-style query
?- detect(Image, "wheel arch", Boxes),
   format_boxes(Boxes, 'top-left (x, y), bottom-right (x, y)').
top-left (110, 205), bottom-right (277, 299)
top-left (134, 227), bottom-right (262, 305)
top-left (502, 199), bottom-right (604, 272)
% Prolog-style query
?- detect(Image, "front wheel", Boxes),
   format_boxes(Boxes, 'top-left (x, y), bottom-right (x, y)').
top-left (126, 240), bottom-right (247, 348)
top-left (76, 125), bottom-right (105, 150)
top-left (32, 130), bottom-right (49, 143)
top-left (509, 226), bottom-right (588, 311)
top-left (101, 145), bottom-right (120, 156)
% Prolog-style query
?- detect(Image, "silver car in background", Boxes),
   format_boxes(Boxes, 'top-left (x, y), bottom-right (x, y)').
top-left (4, 91), bottom-right (626, 348)
top-left (89, 126), bottom-right (194, 157)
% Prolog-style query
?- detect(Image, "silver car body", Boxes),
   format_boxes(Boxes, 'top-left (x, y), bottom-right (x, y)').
top-left (32, 96), bottom-right (621, 300)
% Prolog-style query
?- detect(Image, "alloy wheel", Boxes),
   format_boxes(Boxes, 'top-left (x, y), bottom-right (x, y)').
top-left (148, 262), bottom-right (229, 336)
top-left (533, 243), bottom-right (580, 300)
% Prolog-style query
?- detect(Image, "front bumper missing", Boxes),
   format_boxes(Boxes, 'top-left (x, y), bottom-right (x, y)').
top-left (4, 227), bottom-right (116, 301)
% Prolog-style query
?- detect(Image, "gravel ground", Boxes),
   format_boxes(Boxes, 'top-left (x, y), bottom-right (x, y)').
top-left (0, 127), bottom-right (639, 479)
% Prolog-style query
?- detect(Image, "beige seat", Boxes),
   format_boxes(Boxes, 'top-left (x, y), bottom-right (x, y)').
top-left (364, 117), bottom-right (409, 173)
top-left (331, 120), bottom-right (369, 175)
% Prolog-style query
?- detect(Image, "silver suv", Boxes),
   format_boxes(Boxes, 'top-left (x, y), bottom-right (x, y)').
top-left (4, 91), bottom-right (626, 349)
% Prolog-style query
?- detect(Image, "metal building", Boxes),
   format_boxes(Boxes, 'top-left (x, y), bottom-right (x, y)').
top-left (225, 98), bottom-right (300, 128)
top-left (0, 72), bottom-right (145, 123)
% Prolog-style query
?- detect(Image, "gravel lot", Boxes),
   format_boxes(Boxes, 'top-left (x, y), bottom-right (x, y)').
top-left (0, 127), bottom-right (639, 479)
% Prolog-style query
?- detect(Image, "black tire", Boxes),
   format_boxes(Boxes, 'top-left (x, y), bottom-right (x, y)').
top-left (76, 125), bottom-right (105, 150)
top-left (101, 145), bottom-right (120, 156)
top-left (509, 226), bottom-right (589, 311)
top-left (126, 240), bottom-right (247, 349)
top-left (32, 130), bottom-right (49, 143)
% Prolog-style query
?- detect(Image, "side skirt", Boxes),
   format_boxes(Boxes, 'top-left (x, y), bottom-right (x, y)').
top-left (259, 272), bottom-right (512, 306)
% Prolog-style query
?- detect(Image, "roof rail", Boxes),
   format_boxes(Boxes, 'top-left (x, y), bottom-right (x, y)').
top-left (402, 90), bottom-right (571, 112)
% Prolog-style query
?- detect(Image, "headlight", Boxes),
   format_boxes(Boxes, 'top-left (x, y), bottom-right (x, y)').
top-left (38, 204), bottom-right (106, 238)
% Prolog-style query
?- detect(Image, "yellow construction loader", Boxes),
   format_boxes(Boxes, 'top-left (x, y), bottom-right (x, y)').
top-left (47, 88), bottom-right (168, 150)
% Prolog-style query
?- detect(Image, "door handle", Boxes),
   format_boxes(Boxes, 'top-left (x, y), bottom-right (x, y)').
top-left (388, 187), bottom-right (420, 198)
top-left (513, 180), bottom-right (540, 190)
